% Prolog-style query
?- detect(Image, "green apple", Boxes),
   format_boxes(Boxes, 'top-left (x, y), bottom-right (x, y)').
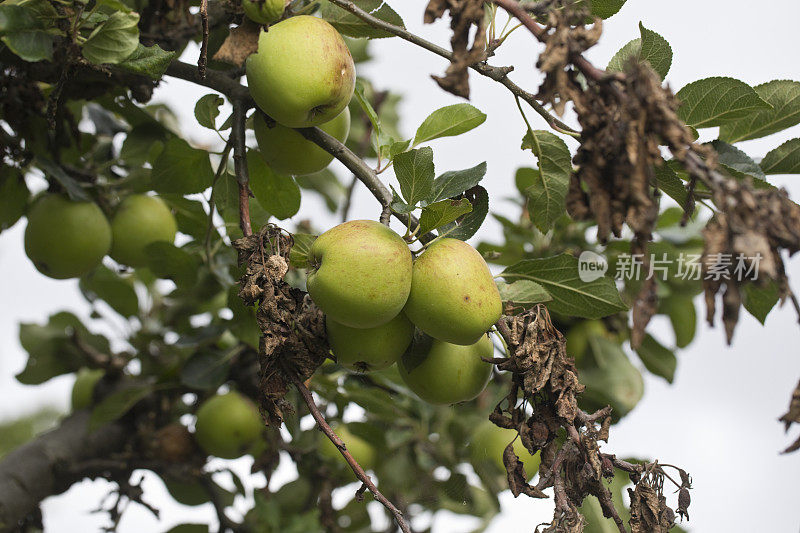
top-left (242, 0), bottom-right (285, 25)
top-left (273, 478), bottom-right (313, 513)
top-left (318, 424), bottom-right (377, 471)
top-left (397, 333), bottom-right (493, 405)
top-left (326, 313), bottom-right (414, 372)
top-left (71, 368), bottom-right (104, 410)
top-left (24, 194), bottom-right (111, 279)
top-left (307, 220), bottom-right (412, 328)
top-left (469, 421), bottom-right (540, 479)
top-left (403, 238), bottom-right (502, 345)
top-left (254, 107), bottom-right (350, 176)
top-left (194, 392), bottom-right (263, 459)
top-left (110, 194), bottom-right (177, 267)
top-left (246, 15), bottom-right (356, 128)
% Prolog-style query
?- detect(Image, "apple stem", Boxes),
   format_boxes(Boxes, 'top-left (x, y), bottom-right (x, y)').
top-left (293, 377), bottom-right (413, 533)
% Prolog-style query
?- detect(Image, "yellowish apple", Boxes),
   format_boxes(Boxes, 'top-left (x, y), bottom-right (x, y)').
top-left (326, 313), bottom-right (414, 372)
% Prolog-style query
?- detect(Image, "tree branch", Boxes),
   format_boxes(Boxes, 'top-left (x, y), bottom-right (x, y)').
top-left (292, 378), bottom-right (412, 533)
top-left (231, 100), bottom-right (253, 237)
top-left (325, 0), bottom-right (578, 134)
top-left (0, 411), bottom-right (127, 532)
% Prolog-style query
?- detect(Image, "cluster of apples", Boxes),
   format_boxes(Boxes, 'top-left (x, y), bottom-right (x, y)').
top-left (307, 220), bottom-right (503, 405)
top-left (24, 193), bottom-right (177, 279)
top-left (245, 14), bottom-right (356, 176)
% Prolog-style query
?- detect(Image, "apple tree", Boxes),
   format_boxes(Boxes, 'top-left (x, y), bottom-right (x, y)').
top-left (1, 0), bottom-right (800, 532)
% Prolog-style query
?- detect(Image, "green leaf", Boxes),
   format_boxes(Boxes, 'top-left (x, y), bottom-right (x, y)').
top-left (116, 43), bottom-right (176, 79)
top-left (719, 80), bottom-right (800, 143)
top-left (607, 22), bottom-right (672, 80)
top-left (496, 280), bottom-right (552, 308)
top-left (295, 169), bottom-right (345, 212)
top-left (413, 104), bottom-right (486, 146)
top-left (248, 151), bottom-right (301, 220)
top-left (320, 0), bottom-right (405, 39)
top-left (761, 138), bottom-right (800, 174)
top-left (501, 254), bottom-right (628, 319)
top-left (353, 80), bottom-right (382, 141)
top-left (79, 266), bottom-right (139, 317)
top-left (35, 156), bottom-right (89, 201)
top-left (430, 162), bottom-right (487, 203)
top-left (708, 140), bottom-right (766, 182)
top-left (418, 198), bottom-right (472, 235)
top-left (438, 185), bottom-right (488, 240)
top-left (144, 242), bottom-right (200, 286)
top-left (181, 351), bottom-right (230, 390)
top-left (82, 11), bottom-right (140, 65)
top-left (676, 77), bottom-right (772, 128)
top-left (89, 382), bottom-right (154, 431)
top-left (289, 233), bottom-right (317, 268)
top-left (653, 162), bottom-right (688, 206)
top-left (591, 0), bottom-right (626, 18)
top-left (659, 295), bottom-right (696, 348)
top-left (194, 93), bottom-right (224, 130)
top-left (165, 525), bottom-right (209, 533)
top-left (151, 137), bottom-right (214, 194)
top-left (742, 281), bottom-right (780, 324)
top-left (0, 167), bottom-right (29, 233)
top-left (389, 187), bottom-right (415, 214)
top-left (520, 130), bottom-right (572, 233)
top-left (2, 29), bottom-right (53, 62)
top-left (634, 334), bottom-right (677, 383)
top-left (394, 147), bottom-right (434, 206)
top-left (380, 138), bottom-right (412, 162)
top-left (16, 312), bottom-right (110, 385)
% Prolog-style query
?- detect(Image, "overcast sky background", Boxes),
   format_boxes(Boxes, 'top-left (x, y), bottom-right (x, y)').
top-left (1, 0), bottom-right (799, 531)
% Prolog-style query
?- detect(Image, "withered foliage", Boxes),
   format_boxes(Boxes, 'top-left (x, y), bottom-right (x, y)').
top-left (234, 225), bottom-right (328, 425)
top-left (779, 379), bottom-right (800, 453)
top-left (212, 19), bottom-right (261, 67)
top-left (492, 305), bottom-right (690, 532)
top-left (699, 176), bottom-right (800, 343)
top-left (423, 0), bottom-right (487, 98)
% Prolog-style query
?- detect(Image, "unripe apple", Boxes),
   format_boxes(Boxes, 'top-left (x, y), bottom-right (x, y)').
top-left (164, 478), bottom-right (208, 506)
top-left (194, 392), bottom-right (263, 459)
top-left (273, 478), bottom-right (313, 513)
top-left (397, 333), bottom-right (493, 405)
top-left (403, 238), bottom-right (502, 345)
top-left (24, 194), bottom-right (111, 279)
top-left (110, 194), bottom-right (177, 267)
top-left (242, 0), bottom-right (285, 25)
top-left (246, 16), bottom-right (356, 128)
top-left (469, 421), bottom-right (540, 480)
top-left (71, 368), bottom-right (104, 410)
top-left (318, 424), bottom-right (377, 471)
top-left (326, 313), bottom-right (414, 372)
top-left (307, 220), bottom-right (412, 328)
top-left (254, 107), bottom-right (350, 176)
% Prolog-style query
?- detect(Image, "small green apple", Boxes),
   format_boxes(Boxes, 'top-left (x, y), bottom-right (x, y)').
top-left (273, 478), bottom-right (313, 513)
top-left (194, 391), bottom-right (263, 459)
top-left (318, 424), bottom-right (377, 471)
top-left (326, 313), bottom-right (414, 372)
top-left (397, 333), bottom-right (493, 405)
top-left (254, 107), bottom-right (350, 176)
top-left (403, 238), bottom-right (502, 345)
top-left (71, 368), bottom-right (104, 410)
top-left (24, 194), bottom-right (111, 279)
top-left (246, 15), bottom-right (356, 127)
top-left (469, 421), bottom-right (540, 480)
top-left (307, 220), bottom-right (412, 328)
top-left (242, 0), bottom-right (285, 25)
top-left (110, 194), bottom-right (177, 267)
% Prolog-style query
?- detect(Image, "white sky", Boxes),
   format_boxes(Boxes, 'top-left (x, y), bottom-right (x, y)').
top-left (1, 0), bottom-right (799, 531)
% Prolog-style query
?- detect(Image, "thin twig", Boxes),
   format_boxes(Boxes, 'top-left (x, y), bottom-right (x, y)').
top-left (293, 378), bottom-right (412, 533)
top-left (231, 100), bottom-right (253, 237)
top-left (324, 0), bottom-right (578, 135)
top-left (205, 140), bottom-right (234, 261)
top-left (198, 0), bottom-right (209, 79)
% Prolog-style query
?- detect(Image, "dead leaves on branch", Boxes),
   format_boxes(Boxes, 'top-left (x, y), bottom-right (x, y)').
top-left (213, 20), bottom-right (260, 67)
top-left (234, 225), bottom-right (328, 425)
top-left (424, 0), bottom-right (487, 98)
top-left (492, 305), bottom-right (690, 532)
top-left (779, 379), bottom-right (800, 453)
